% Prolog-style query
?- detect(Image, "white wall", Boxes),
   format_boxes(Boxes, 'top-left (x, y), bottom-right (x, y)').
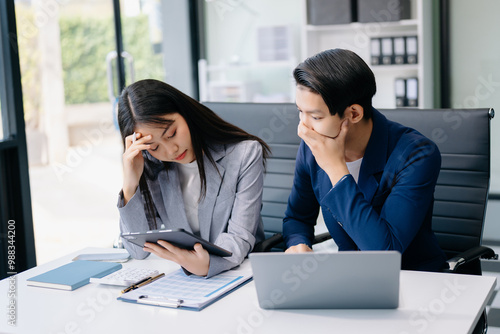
top-left (162, 0), bottom-right (195, 97)
top-left (450, 0), bottom-right (500, 193)
top-left (450, 0), bottom-right (500, 242)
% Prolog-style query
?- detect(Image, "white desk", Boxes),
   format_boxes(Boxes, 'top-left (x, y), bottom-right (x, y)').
top-left (0, 247), bottom-right (496, 334)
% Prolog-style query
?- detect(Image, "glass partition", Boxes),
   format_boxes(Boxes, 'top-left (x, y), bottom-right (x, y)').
top-left (201, 0), bottom-right (302, 103)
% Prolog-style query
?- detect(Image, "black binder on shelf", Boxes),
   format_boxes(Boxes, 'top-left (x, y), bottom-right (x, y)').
top-left (405, 36), bottom-right (418, 64)
top-left (395, 78), bottom-right (406, 107)
top-left (370, 38), bottom-right (382, 65)
top-left (393, 37), bottom-right (406, 64)
top-left (381, 37), bottom-right (394, 65)
top-left (406, 77), bottom-right (419, 107)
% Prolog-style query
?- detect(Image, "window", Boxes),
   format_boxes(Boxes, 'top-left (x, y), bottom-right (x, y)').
top-left (200, 0), bottom-right (302, 103)
top-left (15, 0), bottom-right (197, 265)
top-left (0, 0), bottom-right (37, 279)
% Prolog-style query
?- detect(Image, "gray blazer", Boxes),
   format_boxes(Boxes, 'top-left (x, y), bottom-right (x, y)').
top-left (118, 140), bottom-right (265, 277)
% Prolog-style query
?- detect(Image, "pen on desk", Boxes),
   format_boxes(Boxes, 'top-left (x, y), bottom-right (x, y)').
top-left (121, 273), bottom-right (165, 294)
top-left (136, 273), bottom-right (165, 288)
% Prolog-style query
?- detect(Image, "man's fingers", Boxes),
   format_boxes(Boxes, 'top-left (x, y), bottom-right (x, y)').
top-left (339, 119), bottom-right (349, 137)
top-left (298, 122), bottom-right (320, 143)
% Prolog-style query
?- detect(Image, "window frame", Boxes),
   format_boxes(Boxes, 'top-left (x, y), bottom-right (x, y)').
top-left (0, 0), bottom-right (36, 279)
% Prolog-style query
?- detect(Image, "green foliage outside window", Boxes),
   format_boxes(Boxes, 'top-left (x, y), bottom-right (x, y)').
top-left (17, 3), bottom-right (164, 127)
top-left (60, 14), bottom-right (163, 104)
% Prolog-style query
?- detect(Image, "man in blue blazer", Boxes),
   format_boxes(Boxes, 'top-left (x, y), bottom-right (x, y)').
top-left (283, 49), bottom-right (446, 272)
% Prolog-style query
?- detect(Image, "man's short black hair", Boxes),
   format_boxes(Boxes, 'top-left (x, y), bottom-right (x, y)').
top-left (293, 48), bottom-right (376, 119)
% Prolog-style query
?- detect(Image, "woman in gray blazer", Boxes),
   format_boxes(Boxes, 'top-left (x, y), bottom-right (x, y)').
top-left (117, 79), bottom-right (269, 277)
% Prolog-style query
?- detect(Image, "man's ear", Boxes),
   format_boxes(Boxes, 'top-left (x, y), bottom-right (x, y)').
top-left (345, 104), bottom-right (364, 124)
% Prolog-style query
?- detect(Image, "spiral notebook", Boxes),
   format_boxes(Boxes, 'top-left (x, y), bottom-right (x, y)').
top-left (118, 265), bottom-right (252, 311)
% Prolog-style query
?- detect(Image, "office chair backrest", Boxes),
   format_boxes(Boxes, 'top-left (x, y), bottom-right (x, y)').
top-left (205, 102), bottom-right (300, 240)
top-left (206, 102), bottom-right (493, 261)
top-left (379, 108), bottom-right (493, 260)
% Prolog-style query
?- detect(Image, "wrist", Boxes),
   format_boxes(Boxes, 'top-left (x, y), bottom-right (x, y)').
top-left (325, 164), bottom-right (349, 186)
top-left (122, 186), bottom-right (138, 205)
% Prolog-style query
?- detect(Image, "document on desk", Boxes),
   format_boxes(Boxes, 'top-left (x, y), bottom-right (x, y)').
top-left (118, 267), bottom-right (252, 311)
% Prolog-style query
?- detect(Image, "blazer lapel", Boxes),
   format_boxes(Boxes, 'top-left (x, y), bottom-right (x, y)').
top-left (198, 144), bottom-right (225, 241)
top-left (159, 166), bottom-right (193, 233)
top-left (357, 109), bottom-right (389, 203)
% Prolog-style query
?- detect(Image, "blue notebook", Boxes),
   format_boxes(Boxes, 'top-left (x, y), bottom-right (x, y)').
top-left (27, 260), bottom-right (122, 291)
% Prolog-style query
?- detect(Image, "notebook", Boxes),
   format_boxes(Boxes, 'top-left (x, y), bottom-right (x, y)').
top-left (249, 251), bottom-right (401, 309)
top-left (27, 260), bottom-right (122, 291)
top-left (118, 265), bottom-right (252, 311)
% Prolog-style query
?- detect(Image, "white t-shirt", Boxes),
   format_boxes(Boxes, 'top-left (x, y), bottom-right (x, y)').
top-left (177, 161), bottom-right (201, 234)
top-left (346, 158), bottom-right (363, 184)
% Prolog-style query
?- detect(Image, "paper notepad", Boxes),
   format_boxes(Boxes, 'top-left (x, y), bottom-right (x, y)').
top-left (118, 268), bottom-right (252, 311)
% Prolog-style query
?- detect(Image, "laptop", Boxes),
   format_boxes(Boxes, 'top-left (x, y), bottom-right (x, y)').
top-left (249, 251), bottom-right (401, 309)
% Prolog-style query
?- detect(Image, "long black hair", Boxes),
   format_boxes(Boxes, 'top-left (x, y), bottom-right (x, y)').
top-left (293, 48), bottom-right (376, 119)
top-left (117, 79), bottom-right (270, 229)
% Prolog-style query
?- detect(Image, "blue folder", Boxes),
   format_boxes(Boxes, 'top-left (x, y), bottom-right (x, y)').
top-left (27, 260), bottom-right (122, 291)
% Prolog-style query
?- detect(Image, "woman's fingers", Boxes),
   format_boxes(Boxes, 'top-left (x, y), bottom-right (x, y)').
top-left (125, 133), bottom-right (151, 152)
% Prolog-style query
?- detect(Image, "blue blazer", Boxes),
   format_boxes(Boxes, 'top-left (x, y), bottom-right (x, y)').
top-left (283, 109), bottom-right (446, 272)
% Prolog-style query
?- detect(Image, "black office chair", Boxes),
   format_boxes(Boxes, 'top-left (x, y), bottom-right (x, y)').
top-left (208, 102), bottom-right (497, 333)
top-left (380, 108), bottom-right (497, 334)
top-left (379, 108), bottom-right (497, 275)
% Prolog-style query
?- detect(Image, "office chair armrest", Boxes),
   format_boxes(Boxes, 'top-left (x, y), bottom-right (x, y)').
top-left (253, 233), bottom-right (284, 253)
top-left (445, 246), bottom-right (498, 273)
top-left (253, 232), bottom-right (333, 253)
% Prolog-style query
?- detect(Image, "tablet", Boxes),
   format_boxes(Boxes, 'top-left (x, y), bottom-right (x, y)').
top-left (121, 228), bottom-right (232, 257)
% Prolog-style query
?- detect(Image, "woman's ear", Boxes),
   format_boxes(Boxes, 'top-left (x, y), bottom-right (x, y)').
top-left (347, 104), bottom-right (364, 124)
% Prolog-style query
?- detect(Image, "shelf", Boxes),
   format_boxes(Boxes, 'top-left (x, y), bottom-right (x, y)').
top-left (204, 61), bottom-right (296, 72)
top-left (301, 0), bottom-right (432, 108)
top-left (371, 64), bottom-right (419, 72)
top-left (305, 19), bottom-right (418, 32)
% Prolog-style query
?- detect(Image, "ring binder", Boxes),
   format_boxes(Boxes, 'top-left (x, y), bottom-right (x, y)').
top-left (406, 77), bottom-right (419, 107)
top-left (370, 38), bottom-right (381, 65)
top-left (395, 78), bottom-right (407, 107)
top-left (406, 36), bottom-right (418, 64)
top-left (393, 37), bottom-right (406, 64)
top-left (381, 37), bottom-right (394, 65)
